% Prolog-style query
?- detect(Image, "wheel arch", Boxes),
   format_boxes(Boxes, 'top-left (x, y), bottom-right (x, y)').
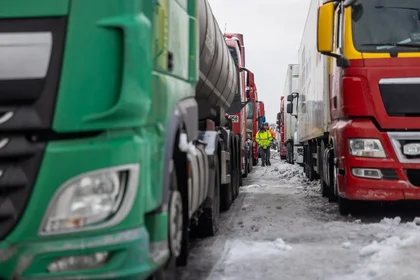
top-left (161, 98), bottom-right (198, 209)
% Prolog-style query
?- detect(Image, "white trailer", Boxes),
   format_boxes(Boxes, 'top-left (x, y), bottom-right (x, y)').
top-left (283, 64), bottom-right (303, 164)
top-left (286, 0), bottom-right (330, 179)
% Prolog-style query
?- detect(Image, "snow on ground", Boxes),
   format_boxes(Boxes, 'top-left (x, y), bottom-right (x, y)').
top-left (178, 151), bottom-right (420, 280)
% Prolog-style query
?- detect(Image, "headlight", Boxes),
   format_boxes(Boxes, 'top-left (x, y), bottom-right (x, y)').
top-left (348, 139), bottom-right (386, 158)
top-left (40, 164), bottom-right (139, 235)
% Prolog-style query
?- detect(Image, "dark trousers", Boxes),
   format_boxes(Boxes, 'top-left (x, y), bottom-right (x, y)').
top-left (260, 147), bottom-right (270, 165)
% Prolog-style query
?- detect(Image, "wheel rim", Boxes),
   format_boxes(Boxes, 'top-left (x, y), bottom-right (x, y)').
top-left (168, 190), bottom-right (183, 257)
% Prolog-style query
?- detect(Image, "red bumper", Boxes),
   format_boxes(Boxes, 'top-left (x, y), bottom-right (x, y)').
top-left (333, 119), bottom-right (420, 201)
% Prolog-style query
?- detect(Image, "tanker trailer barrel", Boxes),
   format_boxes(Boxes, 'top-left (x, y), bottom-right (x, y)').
top-left (196, 0), bottom-right (239, 120)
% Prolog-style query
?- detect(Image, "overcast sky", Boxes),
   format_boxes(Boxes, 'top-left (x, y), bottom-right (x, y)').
top-left (208, 0), bottom-right (310, 123)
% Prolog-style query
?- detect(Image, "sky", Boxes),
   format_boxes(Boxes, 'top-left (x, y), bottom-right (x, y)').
top-left (208, 0), bottom-right (310, 123)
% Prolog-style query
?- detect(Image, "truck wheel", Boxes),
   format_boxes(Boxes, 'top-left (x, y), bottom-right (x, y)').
top-left (152, 158), bottom-right (188, 278)
top-left (221, 180), bottom-right (233, 211)
top-left (338, 196), bottom-right (354, 216)
top-left (196, 155), bottom-right (220, 237)
top-left (232, 164), bottom-right (239, 199)
top-left (307, 144), bottom-right (315, 181)
top-left (320, 142), bottom-right (328, 198)
top-left (172, 158), bottom-right (190, 267)
top-left (328, 152), bottom-right (338, 203)
top-left (221, 149), bottom-right (233, 211)
top-left (243, 156), bottom-right (248, 178)
top-left (248, 153), bottom-right (253, 173)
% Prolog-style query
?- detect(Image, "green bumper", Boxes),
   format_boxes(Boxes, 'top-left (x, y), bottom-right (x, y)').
top-left (0, 227), bottom-right (163, 280)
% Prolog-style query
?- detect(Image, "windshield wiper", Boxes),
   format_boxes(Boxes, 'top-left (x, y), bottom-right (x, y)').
top-left (361, 43), bottom-right (420, 49)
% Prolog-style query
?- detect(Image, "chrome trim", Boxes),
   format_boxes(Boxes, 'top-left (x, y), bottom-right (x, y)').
top-left (0, 32), bottom-right (52, 80)
top-left (379, 78), bottom-right (420, 85)
top-left (39, 164), bottom-right (140, 236)
top-left (387, 132), bottom-right (420, 163)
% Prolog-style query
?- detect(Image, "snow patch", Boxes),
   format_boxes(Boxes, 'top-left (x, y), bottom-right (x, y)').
top-left (275, 238), bottom-right (293, 251)
top-left (225, 239), bottom-right (292, 265)
top-left (342, 241), bottom-right (352, 249)
top-left (178, 133), bottom-right (197, 155)
top-left (338, 220), bottom-right (420, 280)
top-left (380, 216), bottom-right (401, 226)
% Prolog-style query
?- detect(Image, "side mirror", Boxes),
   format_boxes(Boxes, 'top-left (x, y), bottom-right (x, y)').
top-left (286, 103), bottom-right (293, 114)
top-left (287, 94), bottom-right (294, 102)
top-left (277, 112), bottom-right (281, 120)
top-left (317, 2), bottom-right (334, 54)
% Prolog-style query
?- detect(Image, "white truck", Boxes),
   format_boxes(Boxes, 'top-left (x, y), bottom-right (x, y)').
top-left (283, 64), bottom-right (303, 165)
top-left (286, 0), bottom-right (330, 180)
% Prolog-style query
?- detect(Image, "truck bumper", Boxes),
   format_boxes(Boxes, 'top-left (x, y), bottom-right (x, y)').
top-left (338, 172), bottom-right (415, 201)
top-left (0, 226), bottom-right (166, 280)
top-left (333, 119), bottom-right (420, 201)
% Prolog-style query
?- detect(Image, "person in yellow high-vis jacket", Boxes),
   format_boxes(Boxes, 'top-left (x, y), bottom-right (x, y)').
top-left (256, 122), bottom-right (273, 166)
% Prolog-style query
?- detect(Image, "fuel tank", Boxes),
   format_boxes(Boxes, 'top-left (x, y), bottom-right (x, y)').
top-left (196, 0), bottom-right (238, 114)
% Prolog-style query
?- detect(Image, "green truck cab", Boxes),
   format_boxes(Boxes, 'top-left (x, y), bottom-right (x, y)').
top-left (0, 0), bottom-right (249, 279)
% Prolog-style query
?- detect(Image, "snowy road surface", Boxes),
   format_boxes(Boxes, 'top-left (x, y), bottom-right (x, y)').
top-left (177, 152), bottom-right (420, 280)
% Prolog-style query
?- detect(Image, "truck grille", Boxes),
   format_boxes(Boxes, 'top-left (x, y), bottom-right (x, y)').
top-left (0, 17), bottom-right (67, 239)
top-left (0, 137), bottom-right (45, 239)
top-left (379, 78), bottom-right (420, 117)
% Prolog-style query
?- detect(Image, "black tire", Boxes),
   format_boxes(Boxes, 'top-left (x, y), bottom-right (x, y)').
top-left (153, 159), bottom-right (188, 280)
top-left (221, 181), bottom-right (233, 211)
top-left (307, 144), bottom-right (315, 181)
top-left (248, 153), bottom-right (253, 173)
top-left (321, 177), bottom-right (329, 198)
top-left (338, 196), bottom-right (354, 216)
top-left (173, 161), bottom-right (189, 267)
top-left (320, 142), bottom-right (328, 198)
top-left (243, 156), bottom-right (248, 178)
top-left (328, 151), bottom-right (338, 203)
top-left (221, 147), bottom-right (233, 211)
top-left (196, 155), bottom-right (220, 237)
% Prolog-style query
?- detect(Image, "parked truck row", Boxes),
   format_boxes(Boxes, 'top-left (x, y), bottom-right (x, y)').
top-left (277, 64), bottom-right (303, 165)
top-left (285, 0), bottom-right (420, 215)
top-left (0, 0), bottom-right (265, 279)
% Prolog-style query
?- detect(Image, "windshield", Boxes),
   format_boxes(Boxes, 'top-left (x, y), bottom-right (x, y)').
top-left (352, 0), bottom-right (420, 53)
top-left (246, 102), bottom-right (254, 119)
top-left (228, 46), bottom-right (239, 65)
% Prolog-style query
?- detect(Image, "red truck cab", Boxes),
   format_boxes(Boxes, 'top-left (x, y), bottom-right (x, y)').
top-left (225, 33), bottom-right (254, 177)
top-left (317, 0), bottom-right (420, 214)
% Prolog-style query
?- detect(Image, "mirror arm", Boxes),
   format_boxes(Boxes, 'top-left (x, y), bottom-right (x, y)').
top-left (321, 52), bottom-right (350, 68)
